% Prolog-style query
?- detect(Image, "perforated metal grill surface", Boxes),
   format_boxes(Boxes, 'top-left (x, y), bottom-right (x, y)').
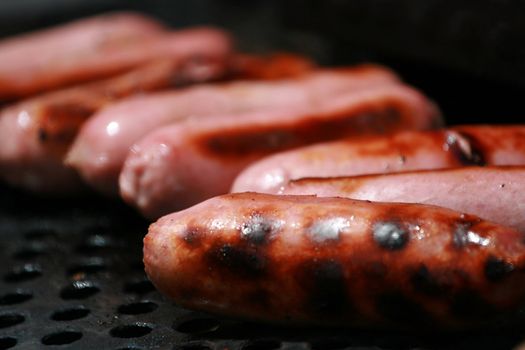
top-left (1, 184), bottom-right (525, 350)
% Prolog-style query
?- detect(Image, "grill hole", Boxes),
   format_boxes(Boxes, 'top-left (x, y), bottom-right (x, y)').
top-left (60, 281), bottom-right (100, 300)
top-left (175, 318), bottom-right (220, 334)
top-left (0, 337), bottom-right (17, 349)
top-left (51, 306), bottom-right (90, 321)
top-left (24, 228), bottom-right (56, 240)
top-left (242, 339), bottom-right (281, 350)
top-left (174, 341), bottom-right (215, 350)
top-left (67, 257), bottom-right (107, 275)
top-left (118, 301), bottom-right (158, 315)
top-left (41, 331), bottom-right (82, 345)
top-left (123, 278), bottom-right (155, 294)
top-left (4, 264), bottom-right (42, 282)
top-left (76, 234), bottom-right (114, 254)
top-left (110, 323), bottom-right (153, 338)
top-left (0, 313), bottom-right (25, 329)
top-left (0, 290), bottom-right (33, 305)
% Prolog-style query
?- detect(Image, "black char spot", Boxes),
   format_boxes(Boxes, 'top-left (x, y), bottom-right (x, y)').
top-left (485, 256), bottom-right (514, 282)
top-left (301, 260), bottom-right (350, 316)
top-left (208, 244), bottom-right (266, 278)
top-left (373, 222), bottom-right (408, 250)
top-left (240, 214), bottom-right (274, 245)
top-left (411, 265), bottom-right (444, 296)
top-left (376, 292), bottom-right (430, 325)
top-left (445, 131), bottom-right (486, 166)
top-left (451, 291), bottom-right (499, 320)
top-left (183, 227), bottom-right (203, 246)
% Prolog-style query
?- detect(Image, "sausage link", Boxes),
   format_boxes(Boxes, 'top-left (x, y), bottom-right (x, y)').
top-left (231, 125), bottom-right (525, 194)
top-left (144, 192), bottom-right (525, 329)
top-left (120, 84), bottom-right (440, 218)
top-left (68, 65), bottom-right (403, 196)
top-left (282, 166), bottom-right (525, 231)
top-left (0, 57), bottom-right (226, 194)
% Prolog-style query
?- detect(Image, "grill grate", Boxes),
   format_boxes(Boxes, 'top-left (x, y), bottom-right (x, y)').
top-left (1, 184), bottom-right (525, 350)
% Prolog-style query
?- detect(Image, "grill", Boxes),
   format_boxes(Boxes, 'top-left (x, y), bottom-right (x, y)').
top-left (0, 184), bottom-right (524, 350)
top-left (1, 1), bottom-right (525, 349)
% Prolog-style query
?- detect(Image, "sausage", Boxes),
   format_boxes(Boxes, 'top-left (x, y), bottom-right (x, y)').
top-left (0, 58), bottom-right (226, 194)
top-left (0, 13), bottom-right (233, 100)
top-left (67, 65), bottom-right (404, 196)
top-left (120, 84), bottom-right (441, 218)
top-left (0, 12), bottom-right (166, 99)
top-left (144, 192), bottom-right (525, 329)
top-left (281, 166), bottom-right (525, 231)
top-left (231, 125), bottom-right (525, 194)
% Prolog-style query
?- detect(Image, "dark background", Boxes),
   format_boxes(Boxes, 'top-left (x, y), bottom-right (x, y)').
top-left (0, 0), bottom-right (523, 125)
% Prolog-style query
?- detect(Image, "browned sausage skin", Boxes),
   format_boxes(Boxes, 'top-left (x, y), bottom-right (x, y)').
top-left (231, 125), bottom-right (525, 194)
top-left (144, 192), bottom-right (525, 329)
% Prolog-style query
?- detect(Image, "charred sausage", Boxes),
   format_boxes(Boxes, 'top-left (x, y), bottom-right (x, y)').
top-left (281, 166), bottom-right (525, 231)
top-left (231, 125), bottom-right (525, 194)
top-left (144, 192), bottom-right (525, 329)
top-left (68, 65), bottom-right (404, 196)
top-left (120, 84), bottom-right (441, 218)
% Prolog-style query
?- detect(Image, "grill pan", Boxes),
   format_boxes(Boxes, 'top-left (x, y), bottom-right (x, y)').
top-left (1, 184), bottom-right (525, 350)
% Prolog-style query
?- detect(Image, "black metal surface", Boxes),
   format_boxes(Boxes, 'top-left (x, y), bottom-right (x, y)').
top-left (0, 185), bottom-right (525, 350)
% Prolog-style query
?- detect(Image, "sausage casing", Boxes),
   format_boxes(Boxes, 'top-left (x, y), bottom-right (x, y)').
top-left (282, 166), bottom-right (525, 231)
top-left (231, 125), bottom-right (525, 194)
top-left (144, 192), bottom-right (525, 329)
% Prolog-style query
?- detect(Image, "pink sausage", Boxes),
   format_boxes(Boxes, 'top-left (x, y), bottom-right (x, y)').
top-left (0, 12), bottom-right (167, 99)
top-left (120, 84), bottom-right (440, 218)
top-left (281, 166), bottom-right (525, 231)
top-left (0, 58), bottom-right (226, 194)
top-left (231, 125), bottom-right (525, 194)
top-left (68, 65), bottom-right (404, 196)
top-left (144, 192), bottom-right (525, 329)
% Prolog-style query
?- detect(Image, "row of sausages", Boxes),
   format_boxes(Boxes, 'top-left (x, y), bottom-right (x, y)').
top-left (1, 12), bottom-right (524, 329)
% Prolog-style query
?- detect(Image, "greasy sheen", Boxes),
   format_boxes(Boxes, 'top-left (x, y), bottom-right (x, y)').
top-left (144, 192), bottom-right (525, 329)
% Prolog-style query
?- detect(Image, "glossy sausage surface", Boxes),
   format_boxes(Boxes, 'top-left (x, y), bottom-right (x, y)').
top-left (231, 125), bottom-right (525, 194)
top-left (69, 65), bottom-right (403, 196)
top-left (144, 192), bottom-right (525, 329)
top-left (121, 84), bottom-right (441, 218)
top-left (282, 166), bottom-right (525, 231)
top-left (0, 57), bottom-right (226, 194)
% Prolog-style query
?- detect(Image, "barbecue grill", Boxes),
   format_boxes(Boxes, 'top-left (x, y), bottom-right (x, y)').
top-left (0, 1), bottom-right (524, 349)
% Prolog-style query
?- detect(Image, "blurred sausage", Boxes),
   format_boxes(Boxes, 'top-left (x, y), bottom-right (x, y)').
top-left (0, 12), bottom-right (167, 99)
top-left (0, 57), bottom-right (227, 194)
top-left (68, 65), bottom-right (403, 196)
top-left (231, 125), bottom-right (525, 194)
top-left (120, 84), bottom-right (441, 218)
top-left (144, 192), bottom-right (525, 329)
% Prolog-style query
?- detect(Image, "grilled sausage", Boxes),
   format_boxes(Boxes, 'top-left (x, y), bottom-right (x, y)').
top-left (68, 65), bottom-right (403, 196)
top-left (0, 58), bottom-right (226, 194)
top-left (281, 166), bottom-right (525, 231)
top-left (0, 12), bottom-right (165, 99)
top-left (120, 84), bottom-right (441, 218)
top-left (0, 13), bottom-right (232, 100)
top-left (144, 192), bottom-right (525, 329)
top-left (231, 125), bottom-right (525, 194)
